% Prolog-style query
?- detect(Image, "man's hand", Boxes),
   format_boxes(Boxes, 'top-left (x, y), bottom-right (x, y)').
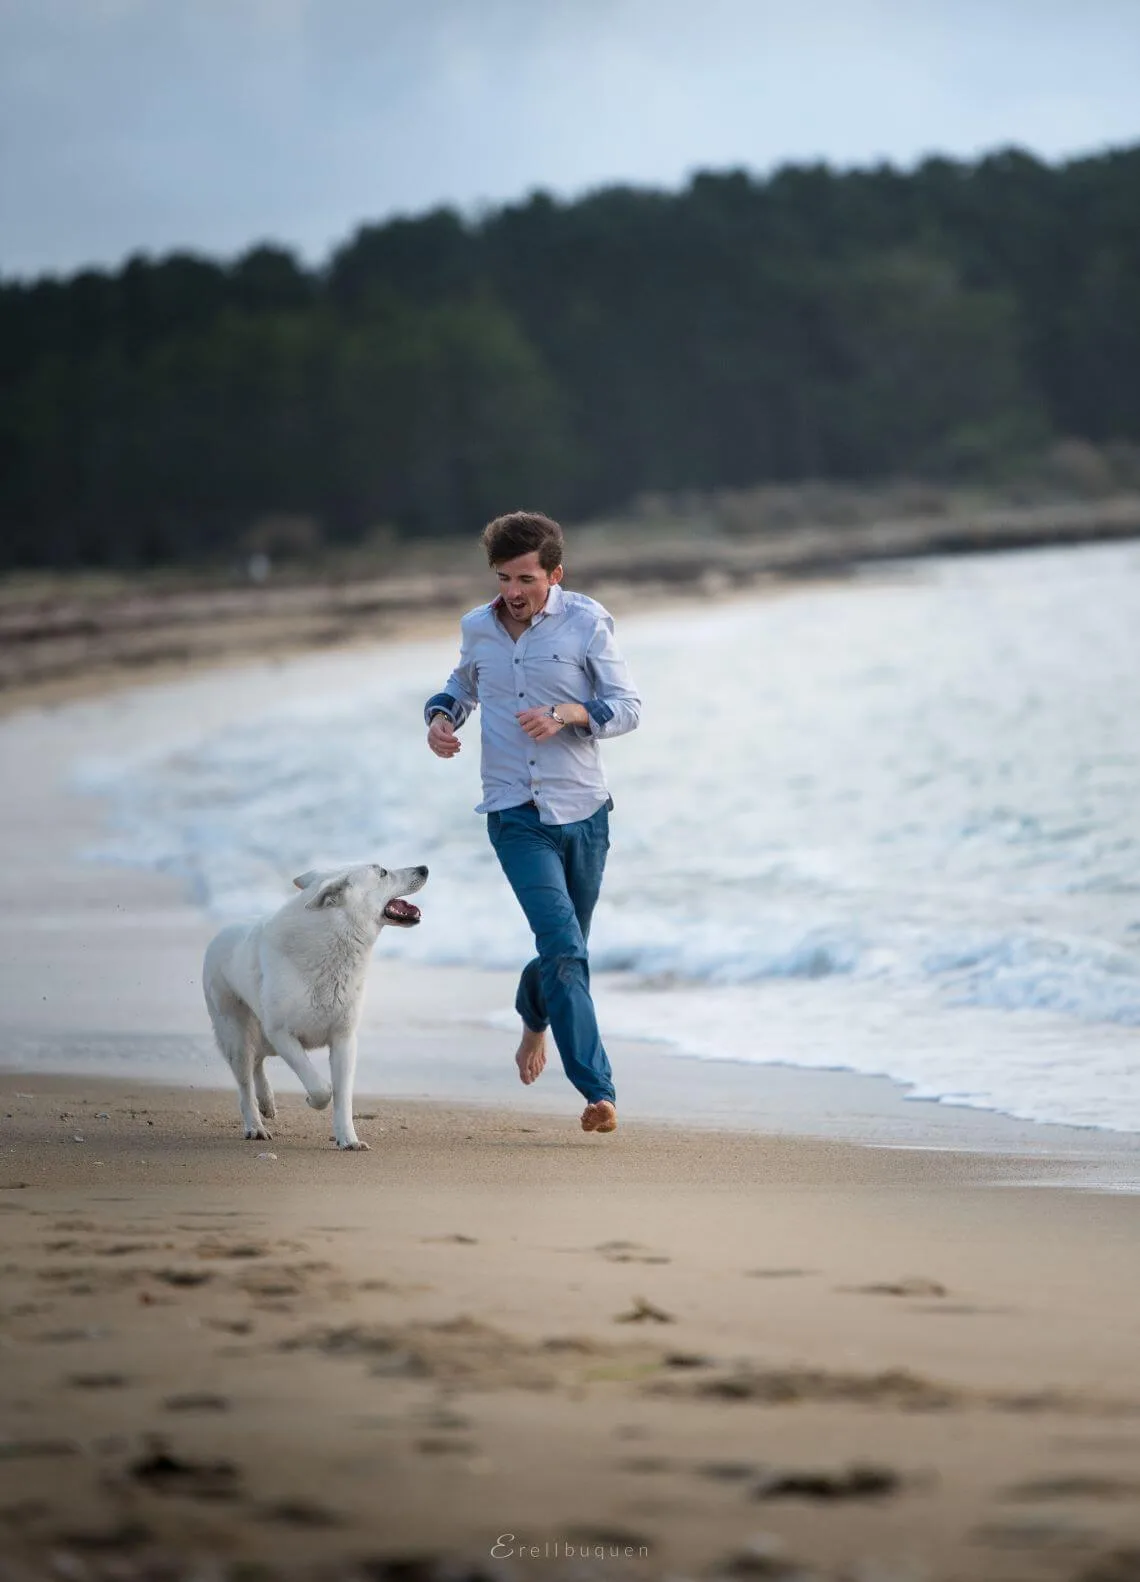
top-left (428, 714), bottom-right (461, 758)
top-left (517, 703), bottom-right (587, 741)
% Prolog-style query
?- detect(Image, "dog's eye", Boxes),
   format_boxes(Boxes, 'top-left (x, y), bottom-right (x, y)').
top-left (377, 867), bottom-right (388, 878)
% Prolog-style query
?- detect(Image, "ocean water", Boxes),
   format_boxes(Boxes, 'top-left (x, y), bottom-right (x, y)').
top-left (77, 542), bottom-right (1140, 1133)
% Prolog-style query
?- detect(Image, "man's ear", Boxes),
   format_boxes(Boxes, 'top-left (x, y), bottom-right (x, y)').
top-left (293, 870), bottom-right (321, 890)
top-left (550, 564), bottom-right (564, 585)
top-left (305, 875), bottom-right (350, 910)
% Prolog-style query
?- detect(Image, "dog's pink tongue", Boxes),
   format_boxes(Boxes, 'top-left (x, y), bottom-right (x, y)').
top-left (384, 898), bottom-right (421, 922)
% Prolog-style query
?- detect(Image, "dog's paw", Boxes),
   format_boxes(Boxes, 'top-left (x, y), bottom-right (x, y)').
top-left (258, 1101), bottom-right (277, 1120)
top-left (244, 1125), bottom-right (273, 1141)
top-left (335, 1136), bottom-right (371, 1151)
top-left (306, 1087), bottom-right (333, 1111)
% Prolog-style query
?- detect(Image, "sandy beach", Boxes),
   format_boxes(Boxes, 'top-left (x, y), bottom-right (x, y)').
top-left (2, 620), bottom-right (1140, 1580)
top-left (4, 1082), bottom-right (1140, 1582)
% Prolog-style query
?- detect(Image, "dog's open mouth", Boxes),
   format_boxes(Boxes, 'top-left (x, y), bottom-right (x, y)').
top-left (383, 898), bottom-right (422, 927)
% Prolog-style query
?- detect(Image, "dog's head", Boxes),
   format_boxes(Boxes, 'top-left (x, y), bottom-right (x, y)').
top-left (292, 863), bottom-right (428, 928)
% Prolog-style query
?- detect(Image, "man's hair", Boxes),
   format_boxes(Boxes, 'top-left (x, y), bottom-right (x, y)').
top-left (481, 511), bottom-right (564, 572)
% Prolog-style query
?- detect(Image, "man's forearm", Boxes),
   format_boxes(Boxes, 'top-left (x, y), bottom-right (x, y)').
top-left (424, 691), bottom-right (473, 728)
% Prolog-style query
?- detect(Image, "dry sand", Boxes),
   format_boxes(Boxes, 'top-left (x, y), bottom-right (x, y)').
top-left (2, 624), bottom-right (1140, 1580)
top-left (3, 1081), bottom-right (1140, 1582)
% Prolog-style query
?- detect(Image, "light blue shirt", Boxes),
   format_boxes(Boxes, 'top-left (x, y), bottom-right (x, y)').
top-left (425, 583), bottom-right (641, 824)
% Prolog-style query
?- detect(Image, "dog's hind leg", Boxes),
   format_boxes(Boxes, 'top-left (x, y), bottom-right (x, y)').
top-left (253, 1034), bottom-right (277, 1122)
top-left (207, 990), bottom-right (271, 1141)
top-left (329, 1032), bottom-right (367, 1150)
top-left (264, 1026), bottom-right (333, 1112)
top-left (234, 1035), bottom-right (272, 1142)
top-left (253, 1059), bottom-right (276, 1121)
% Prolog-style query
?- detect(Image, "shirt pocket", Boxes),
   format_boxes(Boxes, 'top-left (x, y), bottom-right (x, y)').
top-left (530, 652), bottom-right (590, 704)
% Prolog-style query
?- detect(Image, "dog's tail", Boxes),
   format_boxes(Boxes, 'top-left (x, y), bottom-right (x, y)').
top-left (203, 934), bottom-right (253, 1077)
top-left (205, 985), bottom-right (249, 1073)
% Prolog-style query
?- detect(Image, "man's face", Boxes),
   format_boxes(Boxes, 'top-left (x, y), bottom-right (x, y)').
top-left (493, 551), bottom-right (563, 624)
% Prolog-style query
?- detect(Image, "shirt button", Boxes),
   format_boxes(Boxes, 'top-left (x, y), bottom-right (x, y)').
top-left (529, 759), bottom-right (536, 765)
top-left (513, 658), bottom-right (520, 664)
top-left (518, 692), bottom-right (524, 697)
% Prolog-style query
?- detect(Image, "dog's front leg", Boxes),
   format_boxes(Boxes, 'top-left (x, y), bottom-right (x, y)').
top-left (265, 1026), bottom-right (333, 1112)
top-left (329, 1032), bottom-right (367, 1150)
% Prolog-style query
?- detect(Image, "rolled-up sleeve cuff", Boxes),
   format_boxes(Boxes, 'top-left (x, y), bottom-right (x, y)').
top-left (585, 699), bottom-right (615, 728)
top-left (424, 692), bottom-right (461, 727)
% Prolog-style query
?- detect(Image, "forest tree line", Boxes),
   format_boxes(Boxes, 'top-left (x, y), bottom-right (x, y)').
top-left (1, 143), bottom-right (1138, 569)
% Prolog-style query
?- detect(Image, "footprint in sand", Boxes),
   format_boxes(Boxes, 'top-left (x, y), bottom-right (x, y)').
top-left (162, 1393), bottom-right (230, 1414)
top-left (193, 1241), bottom-right (270, 1260)
top-left (744, 1267), bottom-right (817, 1279)
top-left (841, 1276), bottom-right (948, 1298)
top-left (1000, 1473), bottom-right (1140, 1502)
top-left (696, 1461), bottom-right (758, 1482)
top-left (257, 1498), bottom-right (344, 1527)
top-left (415, 1437), bottom-right (480, 1457)
top-left (614, 1296), bottom-right (675, 1324)
top-left (43, 1239), bottom-right (161, 1259)
top-left (40, 1326), bottom-right (110, 1344)
top-left (0, 1438), bottom-right (80, 1461)
top-left (564, 1525), bottom-right (654, 1553)
top-left (129, 1440), bottom-right (243, 1502)
top-left (971, 1516), bottom-right (1101, 1551)
top-left (711, 1537), bottom-right (800, 1577)
top-left (753, 1463), bottom-right (905, 1501)
top-left (65, 1373), bottom-right (130, 1390)
top-left (916, 1302), bottom-right (1013, 1316)
top-left (596, 1240), bottom-right (671, 1265)
top-left (358, 1278), bottom-right (433, 1294)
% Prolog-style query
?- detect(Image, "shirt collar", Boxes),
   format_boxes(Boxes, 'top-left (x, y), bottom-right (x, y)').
top-left (540, 583), bottom-right (566, 620)
top-left (488, 582), bottom-right (566, 622)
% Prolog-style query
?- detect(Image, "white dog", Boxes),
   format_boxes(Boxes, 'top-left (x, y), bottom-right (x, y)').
top-left (202, 862), bottom-right (427, 1150)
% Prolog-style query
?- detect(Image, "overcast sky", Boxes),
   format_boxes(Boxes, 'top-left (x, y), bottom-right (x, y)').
top-left (3, 0), bottom-right (1139, 280)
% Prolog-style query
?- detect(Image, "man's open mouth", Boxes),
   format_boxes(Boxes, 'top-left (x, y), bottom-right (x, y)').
top-left (383, 898), bottom-right (421, 926)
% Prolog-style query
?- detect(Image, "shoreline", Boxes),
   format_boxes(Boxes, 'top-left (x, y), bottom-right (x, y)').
top-left (4, 495), bottom-right (1140, 709)
top-left (1, 603), bottom-right (1138, 1184)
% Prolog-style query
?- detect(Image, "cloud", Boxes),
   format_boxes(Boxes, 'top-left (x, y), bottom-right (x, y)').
top-left (2, 0), bottom-right (1138, 277)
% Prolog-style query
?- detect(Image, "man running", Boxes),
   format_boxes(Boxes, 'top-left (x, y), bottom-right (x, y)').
top-left (424, 511), bottom-right (642, 1134)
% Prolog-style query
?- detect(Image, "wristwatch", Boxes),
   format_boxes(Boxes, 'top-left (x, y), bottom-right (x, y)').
top-left (549, 706), bottom-right (566, 726)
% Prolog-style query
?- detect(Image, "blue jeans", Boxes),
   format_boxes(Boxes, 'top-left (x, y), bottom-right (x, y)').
top-left (486, 801), bottom-right (615, 1106)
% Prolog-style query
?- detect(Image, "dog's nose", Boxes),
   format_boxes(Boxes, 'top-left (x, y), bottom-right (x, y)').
top-left (416, 865), bottom-right (429, 878)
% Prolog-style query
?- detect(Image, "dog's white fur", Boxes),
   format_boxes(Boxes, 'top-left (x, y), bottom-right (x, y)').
top-left (202, 862), bottom-right (428, 1150)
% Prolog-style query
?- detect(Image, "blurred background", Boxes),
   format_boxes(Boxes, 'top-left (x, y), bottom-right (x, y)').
top-left (2, 0), bottom-right (1139, 596)
top-left (2, 1), bottom-right (1139, 1131)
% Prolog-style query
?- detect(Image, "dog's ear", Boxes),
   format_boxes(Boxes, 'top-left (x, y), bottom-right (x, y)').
top-left (293, 870), bottom-right (320, 890)
top-left (305, 875), bottom-right (350, 910)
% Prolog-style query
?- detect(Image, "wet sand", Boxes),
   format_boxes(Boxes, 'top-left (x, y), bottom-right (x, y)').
top-left (3, 629), bottom-right (1140, 1579)
top-left (3, 1078), bottom-right (1140, 1581)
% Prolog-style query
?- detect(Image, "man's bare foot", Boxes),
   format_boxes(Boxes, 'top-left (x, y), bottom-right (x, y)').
top-left (516, 1028), bottom-right (547, 1085)
top-left (580, 1100), bottom-right (618, 1134)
